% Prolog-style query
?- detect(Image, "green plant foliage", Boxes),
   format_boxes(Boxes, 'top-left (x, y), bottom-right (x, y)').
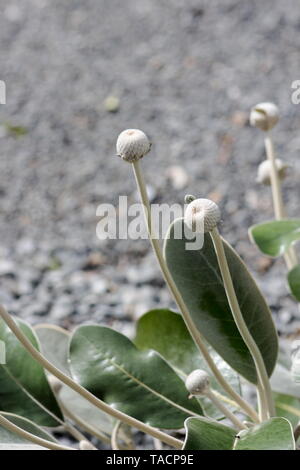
top-left (234, 418), bottom-right (295, 450)
top-left (135, 309), bottom-right (241, 418)
top-left (35, 324), bottom-right (70, 376)
top-left (0, 412), bottom-right (58, 450)
top-left (164, 219), bottom-right (278, 383)
top-left (288, 265), bottom-right (300, 301)
top-left (59, 385), bottom-right (113, 440)
top-left (183, 417), bottom-right (236, 450)
top-left (69, 325), bottom-right (203, 429)
top-left (249, 220), bottom-right (300, 257)
top-left (0, 317), bottom-right (63, 427)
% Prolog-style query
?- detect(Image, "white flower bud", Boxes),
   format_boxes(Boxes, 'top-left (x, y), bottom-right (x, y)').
top-left (250, 102), bottom-right (279, 131)
top-left (256, 159), bottom-right (288, 185)
top-left (79, 440), bottom-right (96, 450)
top-left (116, 129), bottom-right (151, 162)
top-left (184, 198), bottom-right (220, 233)
top-left (185, 369), bottom-right (210, 396)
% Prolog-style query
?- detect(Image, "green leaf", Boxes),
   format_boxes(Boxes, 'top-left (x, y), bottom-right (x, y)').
top-left (135, 309), bottom-right (241, 419)
top-left (288, 265), bottom-right (300, 301)
top-left (249, 220), bottom-right (300, 257)
top-left (234, 418), bottom-right (295, 450)
top-left (35, 324), bottom-right (70, 376)
top-left (69, 325), bottom-right (203, 429)
top-left (271, 363), bottom-right (300, 398)
top-left (59, 385), bottom-right (113, 440)
top-left (0, 317), bottom-right (63, 427)
top-left (0, 412), bottom-right (58, 449)
top-left (274, 393), bottom-right (300, 427)
top-left (291, 346), bottom-right (300, 384)
top-left (164, 219), bottom-right (278, 383)
top-left (183, 417), bottom-right (236, 450)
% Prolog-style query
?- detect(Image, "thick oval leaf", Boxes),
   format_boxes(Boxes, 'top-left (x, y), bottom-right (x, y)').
top-left (183, 417), bottom-right (236, 450)
top-left (271, 364), bottom-right (300, 398)
top-left (288, 265), bottom-right (300, 301)
top-left (0, 317), bottom-right (63, 427)
top-left (35, 325), bottom-right (114, 439)
top-left (135, 309), bottom-right (241, 418)
top-left (234, 418), bottom-right (295, 450)
top-left (249, 220), bottom-right (300, 257)
top-left (164, 219), bottom-right (278, 383)
top-left (274, 393), bottom-right (300, 427)
top-left (59, 385), bottom-right (113, 439)
top-left (35, 324), bottom-right (71, 376)
top-left (69, 325), bottom-right (203, 429)
top-left (0, 412), bottom-right (58, 448)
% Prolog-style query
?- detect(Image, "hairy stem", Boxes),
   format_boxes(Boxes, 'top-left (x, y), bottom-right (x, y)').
top-left (205, 390), bottom-right (247, 430)
top-left (0, 305), bottom-right (182, 449)
top-left (0, 413), bottom-right (74, 451)
top-left (210, 227), bottom-right (275, 420)
top-left (132, 160), bottom-right (259, 423)
top-left (111, 421), bottom-right (122, 450)
top-left (58, 400), bottom-right (111, 445)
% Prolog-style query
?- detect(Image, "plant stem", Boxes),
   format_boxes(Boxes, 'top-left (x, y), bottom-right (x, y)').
top-left (205, 390), bottom-right (247, 430)
top-left (132, 160), bottom-right (259, 423)
top-left (111, 421), bottom-right (122, 450)
top-left (256, 382), bottom-right (269, 422)
top-left (0, 305), bottom-right (182, 449)
top-left (58, 400), bottom-right (111, 445)
top-left (0, 413), bottom-right (74, 451)
top-left (210, 227), bottom-right (275, 419)
top-left (264, 132), bottom-right (298, 270)
top-left (64, 423), bottom-right (97, 449)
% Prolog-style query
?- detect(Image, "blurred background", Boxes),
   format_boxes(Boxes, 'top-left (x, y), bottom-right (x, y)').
top-left (0, 0), bottom-right (299, 336)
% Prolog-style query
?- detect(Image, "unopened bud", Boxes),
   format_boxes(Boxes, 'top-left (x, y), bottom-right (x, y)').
top-left (116, 129), bottom-right (151, 162)
top-left (250, 102), bottom-right (279, 131)
top-left (256, 159), bottom-right (288, 185)
top-left (185, 369), bottom-right (210, 396)
top-left (184, 198), bottom-right (220, 233)
top-left (79, 440), bottom-right (96, 450)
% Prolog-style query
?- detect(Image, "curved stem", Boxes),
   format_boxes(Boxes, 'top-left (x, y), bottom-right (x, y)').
top-left (111, 421), bottom-right (122, 450)
top-left (256, 382), bottom-right (269, 422)
top-left (64, 423), bottom-right (96, 449)
top-left (0, 413), bottom-right (74, 451)
top-left (59, 401), bottom-right (111, 445)
top-left (210, 227), bottom-right (275, 419)
top-left (132, 160), bottom-right (259, 423)
top-left (264, 133), bottom-right (298, 270)
top-left (0, 306), bottom-right (182, 449)
top-left (205, 390), bottom-right (247, 430)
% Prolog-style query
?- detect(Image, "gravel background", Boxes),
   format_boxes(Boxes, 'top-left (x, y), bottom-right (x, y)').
top-left (0, 0), bottom-right (300, 338)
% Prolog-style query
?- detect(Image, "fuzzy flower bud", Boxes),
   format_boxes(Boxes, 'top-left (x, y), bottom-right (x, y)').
top-left (250, 102), bottom-right (279, 131)
top-left (185, 369), bottom-right (210, 396)
top-left (116, 129), bottom-right (151, 162)
top-left (184, 198), bottom-right (220, 233)
top-left (256, 159), bottom-right (288, 185)
top-left (79, 440), bottom-right (96, 450)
